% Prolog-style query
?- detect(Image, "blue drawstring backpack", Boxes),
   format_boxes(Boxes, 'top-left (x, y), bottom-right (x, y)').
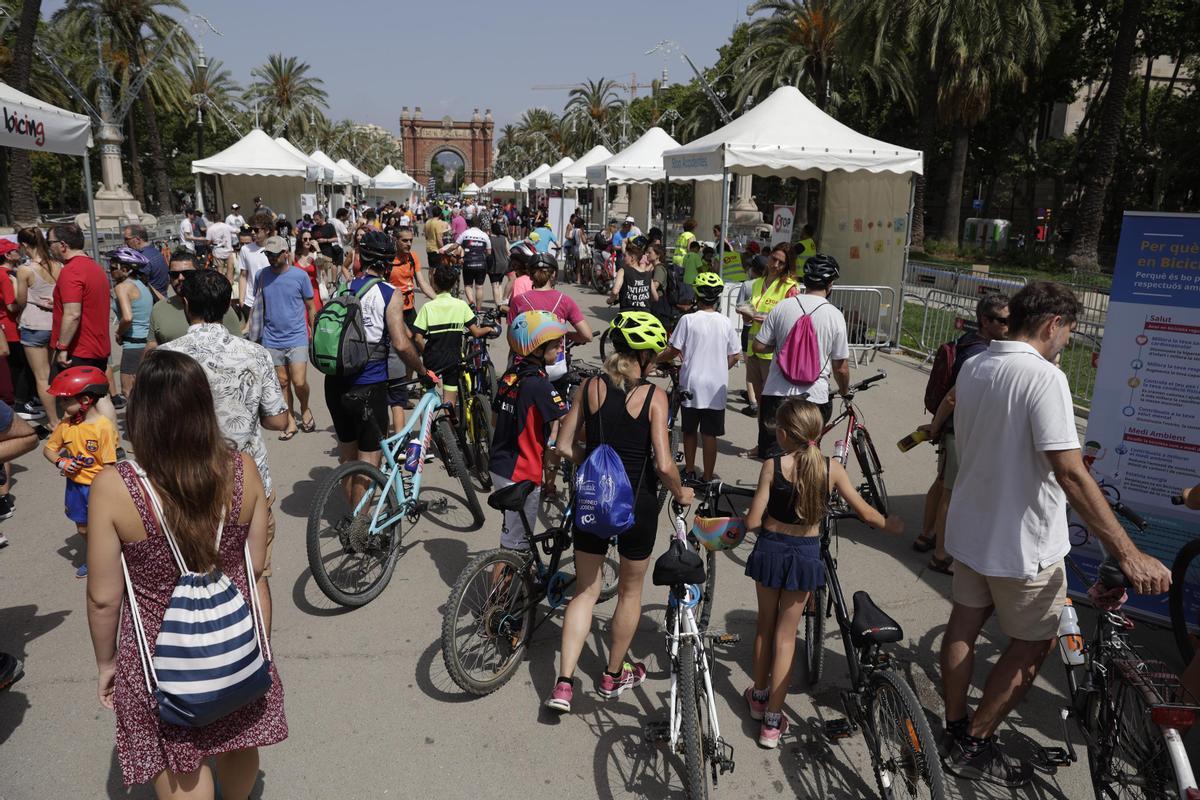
top-left (574, 379), bottom-right (653, 538)
top-left (121, 464), bottom-right (273, 728)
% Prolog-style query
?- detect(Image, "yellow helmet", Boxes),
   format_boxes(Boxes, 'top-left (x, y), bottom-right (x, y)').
top-left (608, 311), bottom-right (667, 353)
top-left (693, 271), bottom-right (725, 303)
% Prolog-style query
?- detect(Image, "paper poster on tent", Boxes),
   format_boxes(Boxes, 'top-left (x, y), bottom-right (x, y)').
top-left (771, 206), bottom-right (795, 246)
top-left (1069, 212), bottom-right (1200, 626)
top-left (300, 194), bottom-right (317, 216)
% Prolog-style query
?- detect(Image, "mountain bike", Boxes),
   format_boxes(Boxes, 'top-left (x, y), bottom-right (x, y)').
top-left (1045, 503), bottom-right (1200, 798)
top-left (441, 480), bottom-right (618, 695)
top-left (465, 307), bottom-right (501, 400)
top-left (821, 371), bottom-right (889, 517)
top-left (306, 378), bottom-right (485, 607)
top-left (591, 249), bottom-right (617, 295)
top-left (455, 312), bottom-right (502, 491)
top-left (681, 475), bottom-right (756, 630)
top-left (808, 507), bottom-right (947, 798)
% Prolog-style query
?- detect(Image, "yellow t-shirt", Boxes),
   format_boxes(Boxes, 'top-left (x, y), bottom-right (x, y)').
top-left (46, 416), bottom-right (119, 485)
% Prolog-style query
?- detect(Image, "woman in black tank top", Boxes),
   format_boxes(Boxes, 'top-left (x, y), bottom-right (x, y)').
top-left (607, 237), bottom-right (657, 312)
top-left (542, 312), bottom-right (692, 714)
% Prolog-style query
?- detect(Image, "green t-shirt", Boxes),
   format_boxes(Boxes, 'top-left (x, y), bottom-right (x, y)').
top-left (681, 252), bottom-right (704, 286)
top-left (412, 292), bottom-right (475, 374)
top-left (149, 296), bottom-right (243, 345)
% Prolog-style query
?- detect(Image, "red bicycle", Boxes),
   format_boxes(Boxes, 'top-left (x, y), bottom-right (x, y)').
top-left (820, 371), bottom-right (889, 516)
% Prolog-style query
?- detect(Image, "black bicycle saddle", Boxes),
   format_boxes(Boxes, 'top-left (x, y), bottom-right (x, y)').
top-left (850, 591), bottom-right (903, 648)
top-left (489, 480), bottom-right (537, 512)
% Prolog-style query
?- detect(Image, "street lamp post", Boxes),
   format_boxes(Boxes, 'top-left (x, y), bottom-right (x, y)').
top-left (191, 47), bottom-right (209, 213)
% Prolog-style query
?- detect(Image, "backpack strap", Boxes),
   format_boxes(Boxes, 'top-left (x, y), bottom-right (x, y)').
top-left (353, 277), bottom-right (382, 299)
top-left (633, 381), bottom-right (657, 497)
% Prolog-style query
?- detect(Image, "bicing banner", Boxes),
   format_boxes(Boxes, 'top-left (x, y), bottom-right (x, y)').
top-left (1071, 212), bottom-right (1200, 626)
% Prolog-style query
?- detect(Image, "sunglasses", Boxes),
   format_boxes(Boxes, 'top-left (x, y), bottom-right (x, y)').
top-left (988, 315), bottom-right (1009, 324)
top-left (252, 226), bottom-right (270, 233)
top-left (301, 237), bottom-right (312, 242)
top-left (169, 270), bottom-right (191, 278)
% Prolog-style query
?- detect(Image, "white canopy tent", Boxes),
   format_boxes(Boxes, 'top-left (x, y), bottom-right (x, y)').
top-left (462, 182), bottom-right (480, 196)
top-left (517, 163), bottom-right (551, 191)
top-left (274, 138), bottom-right (324, 177)
top-left (192, 128), bottom-right (310, 221)
top-left (0, 82), bottom-right (97, 255)
top-left (551, 145), bottom-right (612, 188)
top-left (371, 164), bottom-right (416, 205)
top-left (337, 158), bottom-right (372, 187)
top-left (530, 156), bottom-right (573, 190)
top-left (484, 174), bottom-right (521, 198)
top-left (662, 85), bottom-right (923, 307)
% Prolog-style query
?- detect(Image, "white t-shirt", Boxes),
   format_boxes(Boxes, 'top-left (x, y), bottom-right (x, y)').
top-left (206, 220), bottom-right (234, 259)
top-left (756, 294), bottom-right (849, 403)
top-left (179, 219), bottom-right (196, 252)
top-left (238, 242), bottom-right (270, 308)
top-left (225, 213), bottom-right (245, 229)
top-left (946, 340), bottom-right (1080, 579)
top-left (332, 218), bottom-right (349, 247)
top-left (669, 309), bottom-right (740, 409)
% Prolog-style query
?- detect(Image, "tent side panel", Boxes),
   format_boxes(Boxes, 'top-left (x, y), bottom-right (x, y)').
top-left (219, 174), bottom-right (305, 224)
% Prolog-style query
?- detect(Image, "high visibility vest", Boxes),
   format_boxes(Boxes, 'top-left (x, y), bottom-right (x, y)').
top-left (673, 231), bottom-right (696, 266)
top-left (793, 237), bottom-right (816, 269)
top-left (746, 275), bottom-right (798, 359)
top-left (721, 249), bottom-right (745, 283)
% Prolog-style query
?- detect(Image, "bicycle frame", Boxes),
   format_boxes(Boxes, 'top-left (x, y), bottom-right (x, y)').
top-left (821, 397), bottom-right (866, 466)
top-left (666, 585), bottom-right (722, 748)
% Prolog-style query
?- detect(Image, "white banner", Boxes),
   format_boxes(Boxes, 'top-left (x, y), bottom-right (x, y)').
top-left (300, 194), bottom-right (317, 216)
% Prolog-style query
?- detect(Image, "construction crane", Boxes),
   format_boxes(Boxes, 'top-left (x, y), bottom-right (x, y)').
top-left (530, 72), bottom-right (660, 100)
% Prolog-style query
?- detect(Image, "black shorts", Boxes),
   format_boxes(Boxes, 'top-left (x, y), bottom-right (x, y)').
top-left (427, 251), bottom-right (442, 269)
top-left (681, 406), bottom-right (725, 437)
top-left (487, 271), bottom-right (504, 284)
top-left (463, 266), bottom-right (487, 287)
top-left (325, 380), bottom-right (388, 452)
top-left (403, 307), bottom-right (417, 330)
top-left (50, 353), bottom-right (109, 379)
top-left (574, 491), bottom-right (659, 561)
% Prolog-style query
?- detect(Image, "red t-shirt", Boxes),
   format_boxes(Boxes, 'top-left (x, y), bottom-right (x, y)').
top-left (52, 254), bottom-right (112, 359)
top-left (0, 270), bottom-right (18, 343)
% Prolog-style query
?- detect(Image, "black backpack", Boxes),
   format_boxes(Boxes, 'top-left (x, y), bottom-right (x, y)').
top-left (923, 342), bottom-right (957, 415)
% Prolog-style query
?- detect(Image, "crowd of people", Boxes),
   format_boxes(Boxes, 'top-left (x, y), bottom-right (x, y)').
top-left (0, 195), bottom-right (1185, 799)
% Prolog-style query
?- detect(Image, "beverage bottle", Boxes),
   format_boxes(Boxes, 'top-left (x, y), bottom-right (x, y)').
top-left (404, 439), bottom-right (422, 472)
top-left (1056, 598), bottom-right (1085, 665)
top-left (833, 440), bottom-right (847, 464)
top-left (896, 428), bottom-right (929, 452)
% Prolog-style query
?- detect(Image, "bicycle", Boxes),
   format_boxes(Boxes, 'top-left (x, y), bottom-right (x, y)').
top-left (821, 371), bottom-right (889, 517)
top-left (440, 480), bottom-right (617, 695)
top-left (806, 506), bottom-right (947, 798)
top-left (644, 502), bottom-right (738, 800)
top-left (306, 378), bottom-right (485, 607)
top-left (464, 307), bottom-right (501, 400)
top-left (681, 475), bottom-right (757, 631)
top-left (590, 249), bottom-right (617, 295)
top-left (455, 310), bottom-right (503, 491)
top-left (1042, 499), bottom-right (1199, 798)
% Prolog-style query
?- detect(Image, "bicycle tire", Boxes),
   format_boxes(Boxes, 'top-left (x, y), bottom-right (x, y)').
top-left (306, 461), bottom-right (404, 608)
top-left (482, 361), bottom-right (499, 401)
top-left (867, 669), bottom-right (946, 799)
top-left (599, 327), bottom-right (612, 360)
top-left (677, 639), bottom-right (710, 800)
top-left (441, 548), bottom-right (536, 695)
top-left (1086, 671), bottom-right (1184, 798)
top-left (465, 393), bottom-right (494, 491)
top-left (852, 428), bottom-right (890, 516)
top-left (1169, 538), bottom-right (1200, 664)
top-left (433, 417), bottom-right (486, 529)
top-left (804, 585), bottom-right (827, 686)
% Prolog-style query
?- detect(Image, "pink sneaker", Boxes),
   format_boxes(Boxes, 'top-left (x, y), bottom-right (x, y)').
top-left (744, 686), bottom-right (766, 721)
top-left (545, 680), bottom-right (573, 713)
top-left (758, 715), bottom-right (790, 749)
top-left (597, 661), bottom-right (647, 698)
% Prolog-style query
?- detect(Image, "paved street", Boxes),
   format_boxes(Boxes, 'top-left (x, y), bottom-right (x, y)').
top-left (0, 277), bottom-right (1191, 799)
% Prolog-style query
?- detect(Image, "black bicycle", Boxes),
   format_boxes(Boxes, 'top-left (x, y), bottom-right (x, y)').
top-left (680, 475), bottom-right (756, 630)
top-left (1168, 492), bottom-right (1200, 666)
top-left (808, 508), bottom-right (947, 798)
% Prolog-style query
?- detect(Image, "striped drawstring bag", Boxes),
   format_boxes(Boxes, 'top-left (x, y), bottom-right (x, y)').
top-left (121, 464), bottom-right (273, 728)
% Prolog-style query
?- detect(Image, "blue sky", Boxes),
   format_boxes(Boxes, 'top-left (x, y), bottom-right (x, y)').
top-left (45, 0), bottom-right (745, 135)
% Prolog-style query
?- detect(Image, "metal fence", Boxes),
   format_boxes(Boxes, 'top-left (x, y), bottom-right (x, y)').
top-left (829, 285), bottom-right (897, 365)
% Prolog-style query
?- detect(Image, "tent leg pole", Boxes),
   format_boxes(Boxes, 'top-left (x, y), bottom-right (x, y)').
top-left (664, 175), bottom-right (671, 258)
top-left (83, 154), bottom-right (100, 261)
top-left (719, 169), bottom-right (731, 268)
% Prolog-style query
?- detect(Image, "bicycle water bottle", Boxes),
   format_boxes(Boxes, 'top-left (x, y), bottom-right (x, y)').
top-left (834, 440), bottom-right (847, 464)
top-left (1057, 598), bottom-right (1085, 666)
top-left (404, 438), bottom-right (423, 472)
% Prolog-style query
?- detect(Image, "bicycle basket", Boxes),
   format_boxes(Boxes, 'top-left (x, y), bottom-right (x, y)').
top-left (691, 516), bottom-right (746, 552)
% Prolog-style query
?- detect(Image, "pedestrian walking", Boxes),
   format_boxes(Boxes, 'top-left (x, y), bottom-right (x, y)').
top-left (738, 243), bottom-right (800, 430)
top-left (146, 251), bottom-right (242, 348)
top-left (251, 237), bottom-right (315, 441)
top-left (121, 225), bottom-right (169, 299)
top-left (15, 227), bottom-right (60, 428)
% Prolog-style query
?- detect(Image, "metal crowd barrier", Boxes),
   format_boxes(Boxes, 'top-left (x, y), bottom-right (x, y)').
top-left (829, 285), bottom-right (896, 365)
top-left (904, 260), bottom-right (1026, 298)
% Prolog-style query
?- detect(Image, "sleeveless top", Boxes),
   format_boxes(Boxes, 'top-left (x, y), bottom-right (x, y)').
top-left (765, 454), bottom-right (830, 526)
top-left (582, 374), bottom-right (657, 496)
top-left (114, 278), bottom-right (153, 347)
top-left (619, 265), bottom-right (652, 310)
top-left (19, 262), bottom-right (55, 331)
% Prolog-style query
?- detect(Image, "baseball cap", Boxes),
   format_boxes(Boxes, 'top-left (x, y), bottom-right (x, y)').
top-left (0, 239), bottom-right (18, 256)
top-left (263, 236), bottom-right (288, 255)
top-left (231, 202), bottom-right (241, 209)
top-left (624, 215), bottom-right (636, 223)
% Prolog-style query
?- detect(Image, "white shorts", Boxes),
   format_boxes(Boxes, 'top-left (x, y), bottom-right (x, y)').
top-left (490, 472), bottom-right (540, 550)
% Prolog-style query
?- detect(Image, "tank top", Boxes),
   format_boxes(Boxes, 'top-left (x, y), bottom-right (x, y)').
top-left (583, 375), bottom-right (657, 496)
top-left (619, 265), bottom-right (652, 310)
top-left (114, 278), bottom-right (153, 347)
top-left (765, 454), bottom-right (830, 526)
top-left (19, 263), bottom-right (55, 331)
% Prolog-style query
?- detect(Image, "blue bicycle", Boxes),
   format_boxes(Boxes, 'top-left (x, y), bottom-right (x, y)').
top-left (306, 379), bottom-right (486, 607)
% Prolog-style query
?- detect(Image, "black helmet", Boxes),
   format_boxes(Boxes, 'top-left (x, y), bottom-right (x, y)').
top-left (359, 229), bottom-right (395, 269)
top-left (802, 253), bottom-right (840, 287)
top-left (530, 252), bottom-right (558, 272)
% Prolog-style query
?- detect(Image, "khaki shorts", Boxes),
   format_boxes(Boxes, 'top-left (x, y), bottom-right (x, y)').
top-left (952, 559), bottom-right (1066, 641)
top-left (263, 490), bottom-right (276, 578)
top-left (937, 431), bottom-right (959, 488)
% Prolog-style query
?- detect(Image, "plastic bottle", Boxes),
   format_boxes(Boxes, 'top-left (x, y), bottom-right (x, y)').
top-left (1057, 598), bottom-right (1085, 665)
top-left (833, 440), bottom-right (847, 464)
top-left (404, 439), bottom-right (423, 472)
top-left (896, 428), bottom-right (929, 452)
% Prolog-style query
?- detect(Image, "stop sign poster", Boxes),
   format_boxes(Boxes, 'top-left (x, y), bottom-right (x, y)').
top-left (771, 205), bottom-right (795, 246)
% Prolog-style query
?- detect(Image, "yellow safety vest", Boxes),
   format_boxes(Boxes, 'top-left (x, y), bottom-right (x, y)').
top-left (746, 275), bottom-right (798, 359)
top-left (793, 237), bottom-right (816, 270)
top-left (722, 250), bottom-right (745, 283)
top-left (673, 231), bottom-right (696, 266)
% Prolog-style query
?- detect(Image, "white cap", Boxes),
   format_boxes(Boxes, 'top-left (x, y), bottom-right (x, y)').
top-left (231, 203), bottom-right (240, 209)
top-left (624, 215), bottom-right (636, 223)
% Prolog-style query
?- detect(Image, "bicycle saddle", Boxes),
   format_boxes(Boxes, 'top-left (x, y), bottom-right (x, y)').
top-left (488, 480), bottom-right (538, 512)
top-left (850, 591), bottom-right (903, 648)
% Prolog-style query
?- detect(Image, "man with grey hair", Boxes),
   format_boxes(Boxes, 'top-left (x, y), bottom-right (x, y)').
top-left (121, 224), bottom-right (169, 297)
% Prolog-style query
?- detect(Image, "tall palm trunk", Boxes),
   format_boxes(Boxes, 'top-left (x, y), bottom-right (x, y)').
top-left (941, 126), bottom-right (970, 244)
top-left (8, 0), bottom-right (43, 224)
top-left (123, 33), bottom-right (173, 213)
top-left (910, 73), bottom-right (939, 251)
top-left (1067, 0), bottom-right (1143, 272)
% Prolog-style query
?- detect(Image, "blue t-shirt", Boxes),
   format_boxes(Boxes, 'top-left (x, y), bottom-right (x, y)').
top-left (137, 245), bottom-right (169, 297)
top-left (533, 226), bottom-right (556, 253)
top-left (258, 266), bottom-right (313, 349)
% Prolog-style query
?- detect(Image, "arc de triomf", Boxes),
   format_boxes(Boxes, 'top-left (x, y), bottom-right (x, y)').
top-left (399, 107), bottom-right (494, 188)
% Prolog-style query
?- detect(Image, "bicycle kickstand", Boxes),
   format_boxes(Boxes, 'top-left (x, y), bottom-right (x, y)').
top-left (1038, 707), bottom-right (1077, 769)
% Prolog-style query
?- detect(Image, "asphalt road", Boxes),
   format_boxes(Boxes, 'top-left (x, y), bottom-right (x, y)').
top-left (0, 274), bottom-right (1192, 799)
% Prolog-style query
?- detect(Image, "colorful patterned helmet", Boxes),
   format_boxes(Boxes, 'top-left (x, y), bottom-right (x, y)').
top-left (691, 516), bottom-right (747, 552)
top-left (107, 245), bottom-right (150, 268)
top-left (625, 234), bottom-right (649, 252)
top-left (508, 311), bottom-right (572, 358)
top-left (693, 271), bottom-right (725, 303)
top-left (608, 310), bottom-right (667, 353)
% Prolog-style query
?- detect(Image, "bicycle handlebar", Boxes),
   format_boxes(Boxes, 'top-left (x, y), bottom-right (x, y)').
top-left (1113, 501), bottom-right (1146, 531)
top-left (681, 476), bottom-right (756, 499)
top-left (844, 371), bottom-right (887, 396)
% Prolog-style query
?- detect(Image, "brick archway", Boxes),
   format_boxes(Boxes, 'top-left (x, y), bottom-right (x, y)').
top-left (399, 107), bottom-right (494, 189)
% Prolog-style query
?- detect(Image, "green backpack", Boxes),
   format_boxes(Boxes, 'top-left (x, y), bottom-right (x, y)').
top-left (309, 278), bottom-right (384, 376)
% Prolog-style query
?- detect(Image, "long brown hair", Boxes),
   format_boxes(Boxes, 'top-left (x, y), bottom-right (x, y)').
top-left (17, 227), bottom-right (55, 270)
top-left (775, 398), bottom-right (828, 525)
top-left (126, 350), bottom-right (233, 573)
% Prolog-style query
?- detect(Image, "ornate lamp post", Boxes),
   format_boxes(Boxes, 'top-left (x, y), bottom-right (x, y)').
top-left (190, 47), bottom-right (209, 213)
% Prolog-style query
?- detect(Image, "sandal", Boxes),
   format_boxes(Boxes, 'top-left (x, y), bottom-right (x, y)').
top-left (927, 555), bottom-right (954, 575)
top-left (912, 534), bottom-right (937, 553)
top-left (279, 429), bottom-right (297, 442)
top-left (299, 414), bottom-right (317, 433)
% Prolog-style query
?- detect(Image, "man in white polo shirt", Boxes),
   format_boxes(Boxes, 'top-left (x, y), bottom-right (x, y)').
top-left (940, 281), bottom-right (1170, 788)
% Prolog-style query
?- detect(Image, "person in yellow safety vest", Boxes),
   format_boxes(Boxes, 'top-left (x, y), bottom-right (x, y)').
top-left (793, 224), bottom-right (816, 271)
top-left (673, 218), bottom-right (698, 268)
top-left (736, 242), bottom-right (799, 424)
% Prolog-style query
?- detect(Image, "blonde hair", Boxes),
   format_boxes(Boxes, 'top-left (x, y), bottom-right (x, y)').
top-left (603, 351), bottom-right (645, 391)
top-left (775, 398), bottom-right (828, 525)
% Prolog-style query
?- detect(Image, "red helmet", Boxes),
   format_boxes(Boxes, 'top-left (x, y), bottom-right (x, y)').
top-left (49, 366), bottom-right (109, 399)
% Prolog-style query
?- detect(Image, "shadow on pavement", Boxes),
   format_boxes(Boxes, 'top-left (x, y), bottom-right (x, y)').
top-left (0, 604), bottom-right (70, 746)
top-left (55, 533), bottom-right (86, 569)
top-left (421, 537), bottom-right (473, 591)
top-left (414, 635), bottom-right (483, 705)
top-left (290, 568), bottom-right (354, 618)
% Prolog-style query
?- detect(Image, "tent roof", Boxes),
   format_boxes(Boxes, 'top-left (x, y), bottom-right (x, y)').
top-left (464, 182), bottom-right (480, 191)
top-left (552, 145), bottom-right (613, 187)
top-left (587, 127), bottom-right (720, 184)
top-left (0, 82), bottom-right (91, 157)
top-left (530, 156), bottom-right (573, 188)
top-left (192, 128), bottom-right (309, 177)
top-left (487, 175), bottom-right (520, 192)
top-left (373, 164), bottom-right (415, 189)
top-left (309, 150), bottom-right (353, 183)
top-left (517, 163), bottom-right (551, 189)
top-left (662, 85), bottom-right (923, 178)
top-left (336, 158), bottom-right (372, 183)
top-left (274, 138), bottom-right (319, 167)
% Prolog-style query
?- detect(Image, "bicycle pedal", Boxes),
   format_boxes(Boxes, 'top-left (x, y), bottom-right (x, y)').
top-left (717, 740), bottom-right (736, 774)
top-left (1037, 746), bottom-right (1072, 768)
top-left (643, 720), bottom-right (670, 743)
top-left (711, 633), bottom-right (740, 645)
top-left (824, 718), bottom-right (855, 740)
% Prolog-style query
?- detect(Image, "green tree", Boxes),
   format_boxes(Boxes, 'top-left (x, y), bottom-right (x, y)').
top-left (563, 77), bottom-right (625, 150)
top-left (8, 0), bottom-right (42, 223)
top-left (245, 54), bottom-right (329, 139)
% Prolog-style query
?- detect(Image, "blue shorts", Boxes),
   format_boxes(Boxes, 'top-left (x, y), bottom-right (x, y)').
top-left (18, 327), bottom-right (50, 348)
top-left (744, 531), bottom-right (825, 591)
top-left (65, 480), bottom-right (90, 525)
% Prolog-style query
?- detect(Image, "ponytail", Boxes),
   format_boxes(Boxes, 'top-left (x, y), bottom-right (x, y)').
top-left (775, 398), bottom-right (828, 525)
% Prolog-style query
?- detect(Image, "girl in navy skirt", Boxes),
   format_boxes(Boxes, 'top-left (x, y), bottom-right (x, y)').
top-left (743, 398), bottom-right (903, 747)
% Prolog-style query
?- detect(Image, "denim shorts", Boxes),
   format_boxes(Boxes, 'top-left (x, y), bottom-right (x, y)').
top-left (268, 345), bottom-right (308, 366)
top-left (18, 327), bottom-right (50, 348)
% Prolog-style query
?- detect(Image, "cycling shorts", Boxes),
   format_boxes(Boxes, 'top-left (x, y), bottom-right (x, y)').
top-left (573, 491), bottom-right (659, 561)
top-left (326, 380), bottom-right (388, 452)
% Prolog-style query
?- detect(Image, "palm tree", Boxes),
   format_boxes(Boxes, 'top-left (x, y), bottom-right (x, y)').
top-left (180, 55), bottom-right (241, 134)
top-left (737, 0), bottom-right (848, 110)
top-left (564, 78), bottom-right (624, 149)
top-left (245, 54), bottom-right (328, 139)
top-left (6, 0), bottom-right (42, 223)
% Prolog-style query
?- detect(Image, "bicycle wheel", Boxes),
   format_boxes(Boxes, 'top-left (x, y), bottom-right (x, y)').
top-left (1170, 538), bottom-right (1200, 664)
top-left (804, 585), bottom-right (827, 685)
top-left (465, 392), bottom-right (494, 491)
top-left (866, 669), bottom-right (946, 799)
top-left (482, 360), bottom-right (499, 401)
top-left (599, 327), bottom-right (612, 360)
top-left (306, 461), bottom-right (405, 607)
top-left (676, 639), bottom-right (710, 800)
top-left (432, 417), bottom-right (486, 529)
top-left (852, 428), bottom-right (890, 516)
top-left (1086, 669), bottom-right (1187, 799)
top-left (558, 551), bottom-right (620, 604)
top-left (441, 549), bottom-right (537, 695)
